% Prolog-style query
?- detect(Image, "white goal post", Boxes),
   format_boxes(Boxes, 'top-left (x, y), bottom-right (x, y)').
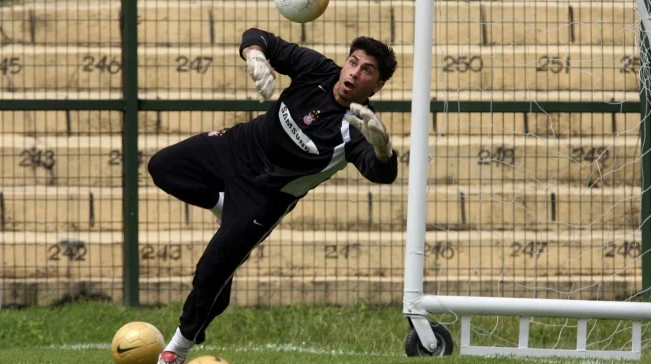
top-left (402, 0), bottom-right (651, 360)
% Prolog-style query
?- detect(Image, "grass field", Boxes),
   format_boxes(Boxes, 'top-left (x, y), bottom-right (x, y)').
top-left (0, 301), bottom-right (648, 364)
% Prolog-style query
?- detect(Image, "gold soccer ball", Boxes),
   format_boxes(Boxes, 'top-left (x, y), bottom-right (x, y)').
top-left (111, 322), bottom-right (165, 364)
top-left (274, 0), bottom-right (329, 23)
top-left (187, 355), bottom-right (231, 364)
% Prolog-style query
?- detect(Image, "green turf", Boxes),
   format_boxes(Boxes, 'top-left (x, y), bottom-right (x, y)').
top-left (1, 347), bottom-right (640, 364)
top-left (0, 301), bottom-right (647, 363)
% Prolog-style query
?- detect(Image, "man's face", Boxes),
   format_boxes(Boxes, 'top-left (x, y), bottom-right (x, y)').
top-left (335, 50), bottom-right (385, 105)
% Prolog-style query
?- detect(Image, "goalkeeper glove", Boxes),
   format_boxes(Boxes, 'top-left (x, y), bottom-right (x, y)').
top-left (345, 103), bottom-right (393, 160)
top-left (245, 49), bottom-right (276, 102)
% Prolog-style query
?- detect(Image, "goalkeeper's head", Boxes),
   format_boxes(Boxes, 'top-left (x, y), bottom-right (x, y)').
top-left (349, 37), bottom-right (398, 83)
top-left (334, 36), bottom-right (398, 106)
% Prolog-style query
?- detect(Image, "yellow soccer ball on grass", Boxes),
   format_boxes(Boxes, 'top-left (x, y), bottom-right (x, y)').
top-left (187, 355), bottom-right (231, 364)
top-left (111, 321), bottom-right (165, 364)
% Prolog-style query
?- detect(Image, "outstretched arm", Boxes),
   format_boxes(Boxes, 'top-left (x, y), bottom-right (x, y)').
top-left (239, 28), bottom-right (335, 79)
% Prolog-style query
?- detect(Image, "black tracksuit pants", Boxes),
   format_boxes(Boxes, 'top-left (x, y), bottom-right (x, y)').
top-left (147, 129), bottom-right (298, 344)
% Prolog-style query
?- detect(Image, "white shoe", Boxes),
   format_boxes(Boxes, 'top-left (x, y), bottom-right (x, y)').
top-left (158, 351), bottom-right (186, 364)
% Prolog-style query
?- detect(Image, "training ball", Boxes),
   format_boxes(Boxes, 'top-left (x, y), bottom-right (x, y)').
top-left (187, 355), bottom-right (231, 364)
top-left (274, 0), bottom-right (329, 23)
top-left (111, 322), bottom-right (165, 364)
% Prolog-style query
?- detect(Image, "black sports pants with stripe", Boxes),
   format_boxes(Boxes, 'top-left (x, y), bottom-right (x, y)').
top-left (148, 129), bottom-right (298, 344)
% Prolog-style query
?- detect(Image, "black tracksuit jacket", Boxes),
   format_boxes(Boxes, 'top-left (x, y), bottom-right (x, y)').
top-left (231, 28), bottom-right (398, 197)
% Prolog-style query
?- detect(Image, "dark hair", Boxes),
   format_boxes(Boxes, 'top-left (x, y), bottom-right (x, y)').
top-left (349, 37), bottom-right (397, 82)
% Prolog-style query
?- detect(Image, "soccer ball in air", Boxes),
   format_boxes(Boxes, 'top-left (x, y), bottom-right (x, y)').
top-left (274, 0), bottom-right (329, 23)
top-left (187, 355), bottom-right (231, 364)
top-left (111, 322), bottom-right (165, 364)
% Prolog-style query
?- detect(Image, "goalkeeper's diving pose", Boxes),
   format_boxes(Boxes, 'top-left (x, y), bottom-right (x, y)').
top-left (149, 27), bottom-right (398, 364)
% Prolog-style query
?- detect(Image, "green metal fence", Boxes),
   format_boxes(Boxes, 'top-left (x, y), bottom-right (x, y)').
top-left (0, 0), bottom-right (647, 308)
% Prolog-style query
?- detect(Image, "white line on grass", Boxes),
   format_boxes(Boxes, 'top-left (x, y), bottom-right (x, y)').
top-left (43, 344), bottom-right (636, 363)
top-left (44, 343), bottom-right (402, 357)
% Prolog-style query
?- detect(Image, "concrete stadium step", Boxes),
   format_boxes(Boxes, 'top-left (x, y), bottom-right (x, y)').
top-left (0, 135), bottom-right (641, 187)
top-left (0, 109), bottom-right (255, 136)
top-left (0, 184), bottom-right (640, 232)
top-left (0, 275), bottom-right (640, 307)
top-left (0, 108), bottom-right (642, 139)
top-left (0, 90), bottom-right (641, 104)
top-left (0, 1), bottom-right (636, 47)
top-left (435, 112), bottom-right (641, 138)
top-left (0, 45), bottom-right (641, 93)
top-left (0, 230), bottom-right (641, 280)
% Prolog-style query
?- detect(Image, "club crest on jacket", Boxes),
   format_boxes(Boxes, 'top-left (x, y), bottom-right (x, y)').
top-left (207, 129), bottom-right (227, 137)
top-left (302, 110), bottom-right (320, 125)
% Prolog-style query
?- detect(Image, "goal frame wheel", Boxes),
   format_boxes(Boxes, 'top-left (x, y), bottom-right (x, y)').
top-left (405, 320), bottom-right (454, 357)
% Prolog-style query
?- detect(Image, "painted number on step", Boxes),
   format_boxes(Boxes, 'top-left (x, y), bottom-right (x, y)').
top-left (108, 150), bottom-right (145, 167)
top-left (324, 244), bottom-right (361, 259)
top-left (176, 56), bottom-right (213, 74)
top-left (140, 244), bottom-right (182, 261)
top-left (536, 55), bottom-right (570, 73)
top-left (570, 146), bottom-right (610, 164)
top-left (19, 148), bottom-right (56, 170)
top-left (0, 57), bottom-right (22, 75)
top-left (477, 146), bottom-right (515, 166)
top-left (81, 55), bottom-right (122, 74)
top-left (442, 56), bottom-right (483, 73)
top-left (620, 56), bottom-right (640, 74)
top-left (48, 243), bottom-right (87, 261)
top-left (425, 241), bottom-right (455, 260)
top-left (510, 242), bottom-right (548, 259)
top-left (603, 241), bottom-right (641, 259)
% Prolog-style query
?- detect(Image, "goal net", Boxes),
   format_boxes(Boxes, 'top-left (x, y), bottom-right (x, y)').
top-left (407, 0), bottom-right (651, 354)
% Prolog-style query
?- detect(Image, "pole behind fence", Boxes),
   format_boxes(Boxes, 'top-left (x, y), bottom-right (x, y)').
top-left (121, 0), bottom-right (140, 307)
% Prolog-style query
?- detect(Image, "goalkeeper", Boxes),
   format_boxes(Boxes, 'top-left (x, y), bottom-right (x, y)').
top-left (149, 27), bottom-right (398, 364)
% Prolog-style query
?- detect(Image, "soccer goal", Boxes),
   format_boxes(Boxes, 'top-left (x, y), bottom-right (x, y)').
top-left (402, 0), bottom-right (651, 359)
